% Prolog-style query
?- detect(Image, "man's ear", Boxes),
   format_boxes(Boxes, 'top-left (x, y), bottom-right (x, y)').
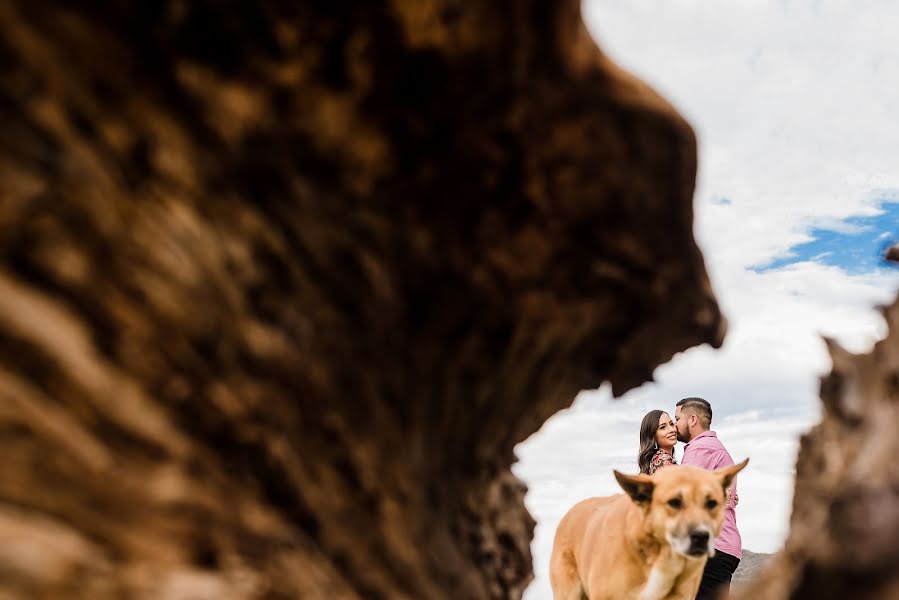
top-left (614, 471), bottom-right (655, 505)
top-left (714, 458), bottom-right (749, 490)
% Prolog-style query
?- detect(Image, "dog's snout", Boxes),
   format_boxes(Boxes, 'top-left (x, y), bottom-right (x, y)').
top-left (689, 531), bottom-right (710, 547)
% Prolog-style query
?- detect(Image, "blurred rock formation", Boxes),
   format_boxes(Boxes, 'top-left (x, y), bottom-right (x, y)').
top-left (733, 285), bottom-right (899, 600)
top-left (0, 1), bottom-right (721, 598)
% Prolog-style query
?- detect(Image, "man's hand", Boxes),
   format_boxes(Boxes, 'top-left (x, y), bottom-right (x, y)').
top-left (726, 488), bottom-right (740, 507)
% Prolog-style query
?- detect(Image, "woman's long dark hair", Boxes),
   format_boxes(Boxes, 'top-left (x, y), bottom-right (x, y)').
top-left (638, 410), bottom-right (665, 474)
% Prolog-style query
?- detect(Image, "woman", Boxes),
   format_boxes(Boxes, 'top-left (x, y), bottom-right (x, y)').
top-left (637, 409), bottom-right (678, 475)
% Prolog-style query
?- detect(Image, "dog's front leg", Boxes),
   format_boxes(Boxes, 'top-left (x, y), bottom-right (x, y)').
top-left (637, 566), bottom-right (673, 600)
top-left (663, 569), bottom-right (703, 600)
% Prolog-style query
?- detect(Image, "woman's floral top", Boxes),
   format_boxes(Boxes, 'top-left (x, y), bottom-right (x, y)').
top-left (648, 448), bottom-right (677, 475)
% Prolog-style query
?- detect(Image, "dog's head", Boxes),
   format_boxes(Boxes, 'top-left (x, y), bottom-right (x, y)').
top-left (613, 460), bottom-right (748, 559)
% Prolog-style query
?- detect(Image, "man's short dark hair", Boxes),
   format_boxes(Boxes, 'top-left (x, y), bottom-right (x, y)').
top-left (676, 397), bottom-right (712, 429)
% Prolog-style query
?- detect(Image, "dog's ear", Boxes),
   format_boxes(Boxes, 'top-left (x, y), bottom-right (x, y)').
top-left (614, 471), bottom-right (654, 505)
top-left (714, 458), bottom-right (749, 491)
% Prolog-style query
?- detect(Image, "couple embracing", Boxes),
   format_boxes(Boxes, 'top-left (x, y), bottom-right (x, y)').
top-left (638, 397), bottom-right (742, 600)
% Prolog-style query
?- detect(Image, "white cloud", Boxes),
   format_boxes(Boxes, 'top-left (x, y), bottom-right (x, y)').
top-left (581, 0), bottom-right (899, 270)
top-left (516, 1), bottom-right (899, 598)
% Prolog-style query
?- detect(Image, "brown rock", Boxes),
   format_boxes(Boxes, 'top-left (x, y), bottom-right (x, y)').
top-left (885, 243), bottom-right (899, 263)
top-left (0, 1), bottom-right (721, 598)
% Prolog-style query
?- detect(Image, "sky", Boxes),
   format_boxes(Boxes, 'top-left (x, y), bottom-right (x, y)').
top-left (514, 1), bottom-right (899, 598)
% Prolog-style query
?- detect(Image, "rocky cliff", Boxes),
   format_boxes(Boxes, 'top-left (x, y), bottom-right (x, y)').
top-left (0, 1), bottom-right (721, 598)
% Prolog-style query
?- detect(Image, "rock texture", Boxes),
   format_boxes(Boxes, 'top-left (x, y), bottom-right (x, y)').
top-left (733, 292), bottom-right (899, 600)
top-left (731, 549), bottom-right (773, 589)
top-left (0, 1), bottom-right (722, 598)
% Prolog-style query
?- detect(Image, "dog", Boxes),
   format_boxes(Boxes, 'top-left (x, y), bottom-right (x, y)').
top-left (549, 459), bottom-right (748, 600)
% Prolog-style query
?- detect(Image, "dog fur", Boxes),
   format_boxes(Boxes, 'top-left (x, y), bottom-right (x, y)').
top-left (549, 460), bottom-right (748, 600)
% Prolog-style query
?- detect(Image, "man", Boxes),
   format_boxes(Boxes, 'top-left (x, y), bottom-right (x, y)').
top-left (675, 397), bottom-right (741, 600)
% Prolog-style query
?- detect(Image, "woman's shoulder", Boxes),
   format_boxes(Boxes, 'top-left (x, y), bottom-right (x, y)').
top-left (652, 448), bottom-right (674, 459)
top-left (649, 448), bottom-right (677, 474)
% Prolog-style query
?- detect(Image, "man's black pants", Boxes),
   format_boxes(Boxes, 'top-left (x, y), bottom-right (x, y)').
top-left (695, 550), bottom-right (740, 600)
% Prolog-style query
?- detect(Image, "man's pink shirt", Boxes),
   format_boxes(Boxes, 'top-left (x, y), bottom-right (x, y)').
top-left (680, 430), bottom-right (742, 559)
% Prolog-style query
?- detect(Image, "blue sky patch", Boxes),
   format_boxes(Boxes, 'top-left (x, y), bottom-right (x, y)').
top-left (753, 200), bottom-right (899, 274)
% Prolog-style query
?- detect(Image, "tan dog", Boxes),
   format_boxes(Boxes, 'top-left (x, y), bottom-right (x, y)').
top-left (550, 460), bottom-right (748, 600)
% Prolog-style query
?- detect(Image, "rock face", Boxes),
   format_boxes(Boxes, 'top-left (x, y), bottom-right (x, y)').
top-left (731, 549), bottom-right (773, 589)
top-left (733, 297), bottom-right (899, 600)
top-left (0, 1), bottom-right (722, 598)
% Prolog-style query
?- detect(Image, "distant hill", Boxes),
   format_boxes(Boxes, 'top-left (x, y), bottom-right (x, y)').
top-left (732, 550), bottom-right (774, 587)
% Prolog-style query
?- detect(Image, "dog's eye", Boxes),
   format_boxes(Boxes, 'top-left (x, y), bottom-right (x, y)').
top-left (706, 499), bottom-right (718, 510)
top-left (667, 498), bottom-right (682, 510)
